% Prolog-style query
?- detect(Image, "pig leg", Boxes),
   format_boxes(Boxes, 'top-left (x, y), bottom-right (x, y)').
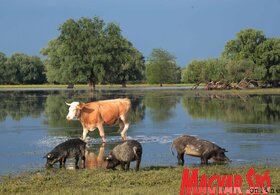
top-left (59, 159), bottom-right (63, 168)
top-left (75, 156), bottom-right (79, 169)
top-left (125, 162), bottom-right (130, 171)
top-left (60, 158), bottom-right (66, 168)
top-left (201, 153), bottom-right (210, 165)
top-left (177, 153), bottom-right (184, 166)
top-left (120, 162), bottom-right (126, 170)
top-left (135, 159), bottom-right (141, 171)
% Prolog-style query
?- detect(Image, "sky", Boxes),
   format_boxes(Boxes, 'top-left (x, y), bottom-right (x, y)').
top-left (0, 0), bottom-right (279, 67)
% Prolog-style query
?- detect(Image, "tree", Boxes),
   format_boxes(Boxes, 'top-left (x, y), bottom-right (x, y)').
top-left (181, 60), bottom-right (206, 84)
top-left (3, 53), bottom-right (46, 84)
top-left (115, 46), bottom-right (145, 87)
top-left (222, 28), bottom-right (280, 86)
top-left (145, 48), bottom-right (178, 86)
top-left (41, 17), bottom-right (144, 89)
top-left (0, 52), bottom-right (8, 84)
top-left (222, 28), bottom-right (266, 63)
top-left (256, 38), bottom-right (280, 86)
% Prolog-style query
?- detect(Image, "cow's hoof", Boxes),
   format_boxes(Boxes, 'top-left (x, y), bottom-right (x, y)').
top-left (101, 138), bottom-right (106, 143)
top-left (121, 134), bottom-right (127, 141)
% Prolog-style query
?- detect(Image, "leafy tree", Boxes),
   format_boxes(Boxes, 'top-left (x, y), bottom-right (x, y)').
top-left (4, 53), bottom-right (46, 84)
top-left (256, 38), bottom-right (280, 86)
top-left (222, 28), bottom-right (280, 86)
top-left (41, 17), bottom-right (144, 89)
top-left (114, 46), bottom-right (145, 87)
top-left (222, 28), bottom-right (266, 63)
top-left (181, 60), bottom-right (206, 84)
top-left (204, 58), bottom-right (227, 82)
top-left (0, 52), bottom-right (8, 84)
top-left (224, 59), bottom-right (265, 82)
top-left (174, 66), bottom-right (182, 84)
top-left (3, 54), bottom-right (20, 84)
top-left (145, 48), bottom-right (179, 86)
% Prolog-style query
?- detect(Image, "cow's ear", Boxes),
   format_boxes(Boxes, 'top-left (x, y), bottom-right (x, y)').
top-left (77, 103), bottom-right (85, 109)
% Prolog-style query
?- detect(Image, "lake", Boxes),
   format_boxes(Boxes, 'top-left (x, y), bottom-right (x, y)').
top-left (0, 88), bottom-right (279, 175)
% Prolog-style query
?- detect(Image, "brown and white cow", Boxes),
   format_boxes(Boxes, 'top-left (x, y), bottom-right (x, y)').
top-left (66, 98), bottom-right (131, 143)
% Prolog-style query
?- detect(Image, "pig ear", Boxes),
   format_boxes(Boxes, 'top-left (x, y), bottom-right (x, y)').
top-left (43, 153), bottom-right (52, 159)
top-left (105, 155), bottom-right (112, 161)
top-left (222, 148), bottom-right (228, 152)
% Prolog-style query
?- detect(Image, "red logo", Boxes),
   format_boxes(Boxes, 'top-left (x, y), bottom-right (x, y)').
top-left (180, 168), bottom-right (271, 195)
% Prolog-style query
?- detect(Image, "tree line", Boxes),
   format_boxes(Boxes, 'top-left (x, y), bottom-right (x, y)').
top-left (182, 29), bottom-right (280, 88)
top-left (0, 52), bottom-right (46, 84)
top-left (0, 16), bottom-right (279, 87)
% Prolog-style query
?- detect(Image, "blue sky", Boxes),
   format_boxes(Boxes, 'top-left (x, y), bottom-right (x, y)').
top-left (0, 0), bottom-right (279, 67)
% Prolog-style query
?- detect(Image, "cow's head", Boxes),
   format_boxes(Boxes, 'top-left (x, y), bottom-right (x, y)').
top-left (66, 102), bottom-right (84, 120)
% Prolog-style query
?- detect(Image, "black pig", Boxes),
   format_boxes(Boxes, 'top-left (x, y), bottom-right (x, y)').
top-left (171, 135), bottom-right (230, 165)
top-left (105, 140), bottom-right (142, 171)
top-left (44, 138), bottom-right (86, 168)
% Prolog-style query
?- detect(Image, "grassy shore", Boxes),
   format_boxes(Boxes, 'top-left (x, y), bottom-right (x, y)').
top-left (0, 165), bottom-right (279, 194)
top-left (0, 84), bottom-right (279, 94)
top-left (0, 83), bottom-right (193, 89)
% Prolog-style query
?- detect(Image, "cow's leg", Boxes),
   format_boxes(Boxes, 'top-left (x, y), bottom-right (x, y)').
top-left (118, 120), bottom-right (124, 132)
top-left (82, 128), bottom-right (89, 141)
top-left (97, 124), bottom-right (106, 143)
top-left (120, 115), bottom-right (129, 140)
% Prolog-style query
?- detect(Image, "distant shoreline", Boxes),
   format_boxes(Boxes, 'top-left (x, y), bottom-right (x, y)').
top-left (0, 84), bottom-right (279, 94)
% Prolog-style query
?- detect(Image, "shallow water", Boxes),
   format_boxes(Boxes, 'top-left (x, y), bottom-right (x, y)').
top-left (0, 88), bottom-right (279, 174)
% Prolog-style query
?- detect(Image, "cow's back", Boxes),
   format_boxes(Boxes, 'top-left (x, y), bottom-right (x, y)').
top-left (85, 98), bottom-right (131, 125)
top-left (100, 98), bottom-right (130, 124)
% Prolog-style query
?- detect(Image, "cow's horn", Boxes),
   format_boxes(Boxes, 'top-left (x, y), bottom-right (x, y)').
top-left (65, 102), bottom-right (71, 106)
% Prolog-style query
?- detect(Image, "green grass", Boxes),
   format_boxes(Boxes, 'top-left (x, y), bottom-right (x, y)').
top-left (0, 84), bottom-right (279, 94)
top-left (0, 83), bottom-right (194, 89)
top-left (1, 165), bottom-right (279, 195)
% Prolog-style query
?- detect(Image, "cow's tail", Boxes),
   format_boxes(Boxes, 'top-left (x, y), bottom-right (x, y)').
top-left (170, 142), bottom-right (174, 156)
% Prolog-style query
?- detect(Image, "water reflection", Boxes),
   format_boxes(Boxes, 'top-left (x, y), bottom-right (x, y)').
top-left (83, 144), bottom-right (108, 169)
top-left (144, 91), bottom-right (180, 122)
top-left (0, 89), bottom-right (280, 174)
top-left (0, 90), bottom-right (279, 133)
top-left (0, 91), bottom-right (46, 121)
top-left (182, 94), bottom-right (280, 125)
